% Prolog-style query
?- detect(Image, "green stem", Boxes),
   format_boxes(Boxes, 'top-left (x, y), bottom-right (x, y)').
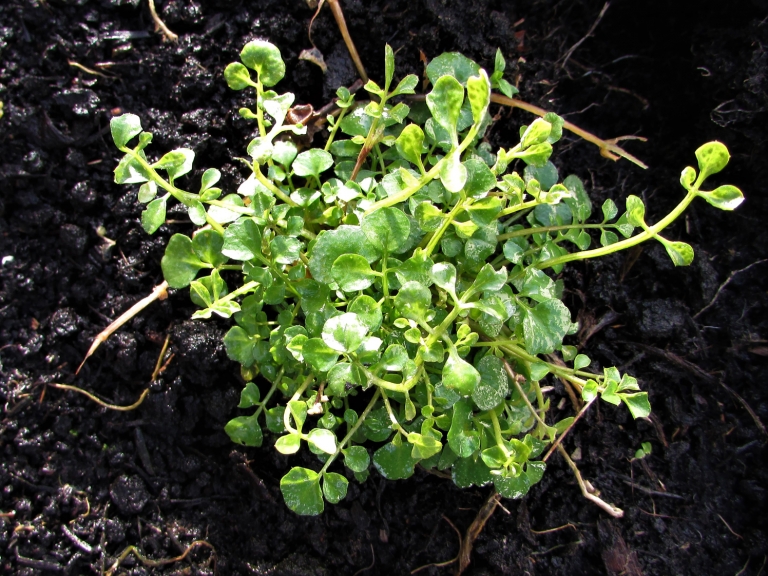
top-left (324, 107), bottom-right (350, 152)
top-left (282, 374), bottom-right (315, 434)
top-left (253, 163), bottom-right (297, 207)
top-left (213, 281), bottom-right (259, 304)
top-left (320, 388), bottom-right (382, 475)
top-left (380, 390), bottom-right (409, 438)
top-left (497, 222), bottom-right (618, 241)
top-left (497, 198), bottom-right (540, 218)
top-left (488, 409), bottom-right (510, 457)
top-left (424, 198), bottom-right (470, 257)
top-left (121, 147), bottom-right (197, 206)
top-left (364, 111), bottom-right (487, 215)
top-left (253, 370), bottom-right (282, 420)
top-left (537, 190), bottom-right (698, 270)
top-left (503, 360), bottom-right (550, 432)
top-left (255, 79), bottom-right (267, 137)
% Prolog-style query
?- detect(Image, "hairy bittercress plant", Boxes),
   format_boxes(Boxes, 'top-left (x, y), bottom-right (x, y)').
top-left (109, 41), bottom-right (743, 515)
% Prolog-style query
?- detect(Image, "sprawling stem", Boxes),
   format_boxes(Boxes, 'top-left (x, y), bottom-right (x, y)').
top-left (319, 388), bottom-right (381, 475)
top-left (537, 189), bottom-right (697, 270)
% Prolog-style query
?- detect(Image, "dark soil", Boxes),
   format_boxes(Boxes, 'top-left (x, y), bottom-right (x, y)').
top-left (2, 0), bottom-right (767, 574)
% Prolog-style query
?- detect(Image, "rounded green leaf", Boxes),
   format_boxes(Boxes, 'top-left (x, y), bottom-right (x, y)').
top-left (439, 152), bottom-right (467, 193)
top-left (620, 392), bottom-right (651, 419)
top-left (362, 407), bottom-right (394, 442)
top-left (379, 344), bottom-right (409, 371)
top-left (601, 198), bottom-right (618, 221)
top-left (141, 197), bottom-right (167, 234)
top-left (331, 254), bottom-right (376, 292)
top-left (695, 141), bottom-right (729, 179)
top-left (466, 70), bottom-right (490, 124)
top-left (138, 181), bottom-right (157, 203)
top-left (222, 218), bottom-right (263, 261)
top-left (394, 281), bottom-right (433, 322)
top-left (322, 313), bottom-right (369, 353)
top-left (522, 299), bottom-right (572, 355)
top-left (224, 62), bottom-right (253, 90)
top-left (520, 119), bottom-right (552, 149)
top-left (343, 446), bottom-right (370, 473)
top-left (663, 240), bottom-right (694, 266)
top-left (574, 354), bottom-right (591, 371)
top-left (447, 400), bottom-right (480, 457)
top-left (430, 262), bottom-right (457, 294)
top-left (625, 195), bottom-right (646, 227)
top-left (240, 40), bottom-right (285, 87)
top-left (426, 52), bottom-right (482, 86)
top-left (154, 148), bottom-right (195, 180)
top-left (192, 229), bottom-right (226, 267)
top-left (680, 166), bottom-right (697, 190)
top-left (362, 207), bottom-right (411, 254)
top-left (443, 353), bottom-right (481, 397)
top-left (415, 202), bottom-right (444, 232)
top-left (201, 168), bottom-right (221, 191)
top-left (494, 469), bottom-right (531, 499)
top-left (373, 442), bottom-right (419, 480)
top-left (307, 428), bottom-right (337, 454)
top-left (308, 225), bottom-right (381, 284)
top-left (110, 113), bottom-right (142, 148)
top-left (275, 433), bottom-right (302, 455)
top-left (426, 75), bottom-right (464, 141)
top-left (161, 234), bottom-right (206, 288)
top-left (452, 454), bottom-right (493, 487)
top-left (270, 236), bottom-right (302, 265)
top-left (303, 338), bottom-right (340, 372)
top-left (322, 472), bottom-right (348, 504)
top-left (328, 362), bottom-right (365, 396)
top-left (223, 326), bottom-right (257, 366)
top-left (407, 433), bottom-right (442, 460)
top-left (280, 467), bottom-right (323, 515)
top-left (225, 415), bottom-right (263, 447)
top-left (526, 460), bottom-right (546, 485)
top-left (348, 295), bottom-right (383, 331)
top-left (472, 355), bottom-right (509, 410)
top-left (238, 382), bottom-right (261, 407)
top-left (698, 184), bottom-right (744, 211)
top-left (293, 149), bottom-right (334, 179)
top-left (395, 124), bottom-right (425, 168)
top-left (187, 201), bottom-right (207, 226)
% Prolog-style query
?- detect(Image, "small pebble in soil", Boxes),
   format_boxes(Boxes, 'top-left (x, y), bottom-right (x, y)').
top-left (109, 474), bottom-right (150, 515)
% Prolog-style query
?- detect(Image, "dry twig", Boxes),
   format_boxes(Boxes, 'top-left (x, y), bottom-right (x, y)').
top-left (77, 281), bottom-right (168, 374)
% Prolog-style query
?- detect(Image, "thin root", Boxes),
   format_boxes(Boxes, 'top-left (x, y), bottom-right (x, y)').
top-left (693, 258), bottom-right (768, 319)
top-left (49, 383), bottom-right (149, 412)
top-left (456, 491), bottom-right (501, 575)
top-left (351, 544), bottom-right (376, 576)
top-left (105, 540), bottom-right (215, 576)
top-left (147, 0), bottom-right (178, 42)
top-left (410, 516), bottom-right (462, 574)
top-left (490, 94), bottom-right (647, 169)
top-left (557, 444), bottom-right (623, 518)
top-left (559, 2), bottom-right (611, 69)
top-left (77, 281), bottom-right (168, 374)
top-left (530, 522), bottom-right (577, 535)
top-left (543, 398), bottom-right (596, 462)
top-left (323, 0), bottom-right (368, 82)
top-left (151, 333), bottom-right (172, 381)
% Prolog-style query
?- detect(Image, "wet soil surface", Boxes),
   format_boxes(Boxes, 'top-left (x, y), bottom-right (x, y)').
top-left (1, 0), bottom-right (767, 574)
